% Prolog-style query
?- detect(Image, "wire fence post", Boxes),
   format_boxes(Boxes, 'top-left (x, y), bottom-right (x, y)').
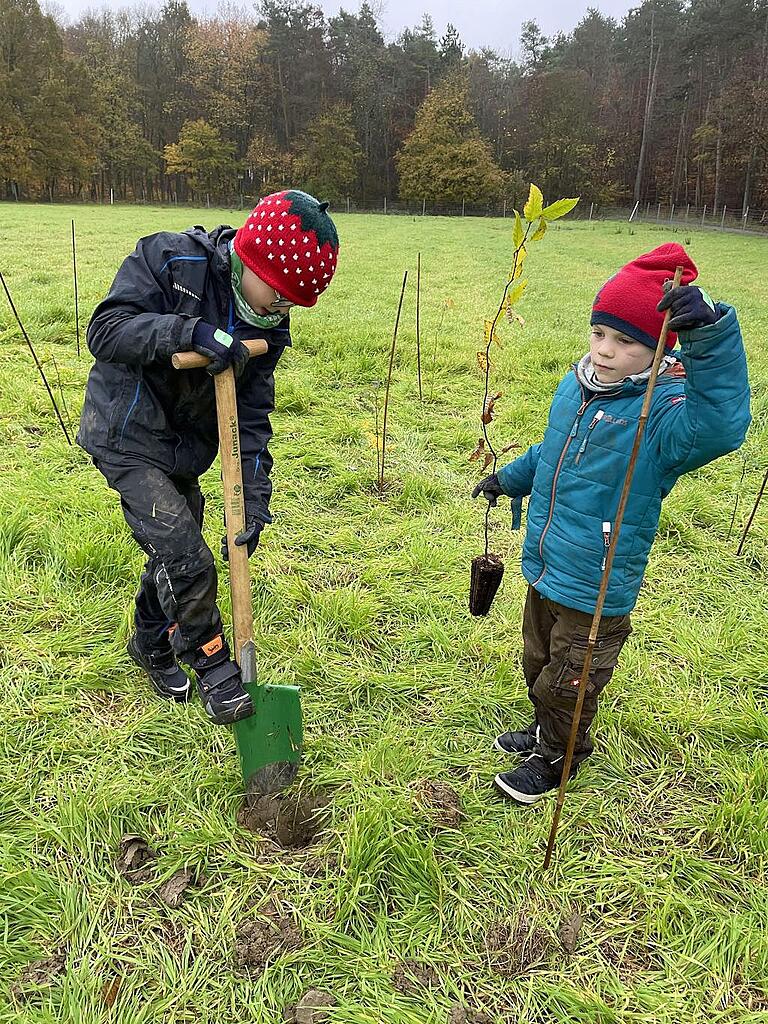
top-left (669, 203), bottom-right (675, 223)
top-left (656, 202), bottom-right (661, 222)
top-left (685, 203), bottom-right (690, 221)
top-left (384, 196), bottom-right (387, 215)
top-left (721, 205), bottom-right (727, 230)
top-left (462, 198), bottom-right (465, 217)
top-left (422, 198), bottom-right (425, 216)
top-left (589, 202), bottom-right (594, 221)
top-left (646, 201), bottom-right (651, 217)
top-left (502, 199), bottom-right (507, 218)
top-left (701, 203), bottom-right (707, 226)
top-left (743, 206), bottom-right (749, 229)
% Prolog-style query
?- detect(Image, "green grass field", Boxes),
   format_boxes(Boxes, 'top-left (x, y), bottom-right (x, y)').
top-left (1, 203), bottom-right (767, 1023)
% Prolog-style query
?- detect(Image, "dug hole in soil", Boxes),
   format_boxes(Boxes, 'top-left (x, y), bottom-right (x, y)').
top-left (238, 789), bottom-right (330, 848)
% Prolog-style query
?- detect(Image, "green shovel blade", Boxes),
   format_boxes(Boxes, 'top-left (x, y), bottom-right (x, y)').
top-left (233, 680), bottom-right (303, 796)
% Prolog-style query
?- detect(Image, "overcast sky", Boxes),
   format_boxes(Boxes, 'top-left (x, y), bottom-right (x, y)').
top-left (48, 0), bottom-right (637, 56)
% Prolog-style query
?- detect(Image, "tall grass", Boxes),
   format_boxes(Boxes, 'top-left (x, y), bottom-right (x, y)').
top-left (0, 204), bottom-right (766, 1022)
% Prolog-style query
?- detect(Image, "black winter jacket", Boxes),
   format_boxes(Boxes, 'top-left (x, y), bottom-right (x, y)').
top-left (77, 225), bottom-right (290, 526)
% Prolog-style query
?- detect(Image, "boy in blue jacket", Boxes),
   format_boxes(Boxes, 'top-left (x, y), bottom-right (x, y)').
top-left (472, 243), bottom-right (750, 804)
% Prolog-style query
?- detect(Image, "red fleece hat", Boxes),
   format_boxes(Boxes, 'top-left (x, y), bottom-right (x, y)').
top-left (233, 189), bottom-right (339, 307)
top-left (591, 242), bottom-right (698, 350)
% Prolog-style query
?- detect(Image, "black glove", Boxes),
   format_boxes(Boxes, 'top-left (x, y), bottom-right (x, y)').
top-left (221, 518), bottom-right (263, 561)
top-left (191, 321), bottom-right (249, 377)
top-left (471, 473), bottom-right (505, 507)
top-left (656, 286), bottom-right (718, 332)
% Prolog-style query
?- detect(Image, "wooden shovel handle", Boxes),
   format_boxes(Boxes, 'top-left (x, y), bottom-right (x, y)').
top-left (213, 369), bottom-right (254, 660)
top-left (171, 337), bottom-right (268, 369)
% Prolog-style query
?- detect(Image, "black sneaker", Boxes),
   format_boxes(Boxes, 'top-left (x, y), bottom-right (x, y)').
top-left (193, 634), bottom-right (253, 726)
top-left (493, 722), bottom-right (539, 756)
top-left (493, 753), bottom-right (577, 806)
top-left (127, 632), bottom-right (192, 702)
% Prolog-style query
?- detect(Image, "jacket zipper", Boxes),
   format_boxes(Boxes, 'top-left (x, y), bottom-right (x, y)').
top-left (601, 521), bottom-right (612, 571)
top-left (574, 409), bottom-right (605, 465)
top-left (532, 387), bottom-right (598, 587)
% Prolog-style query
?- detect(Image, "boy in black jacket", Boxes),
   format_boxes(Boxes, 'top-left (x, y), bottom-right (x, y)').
top-left (78, 190), bottom-right (339, 725)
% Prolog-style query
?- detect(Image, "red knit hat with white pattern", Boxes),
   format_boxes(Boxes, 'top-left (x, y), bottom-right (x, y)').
top-left (233, 189), bottom-right (339, 307)
top-left (591, 242), bottom-right (698, 350)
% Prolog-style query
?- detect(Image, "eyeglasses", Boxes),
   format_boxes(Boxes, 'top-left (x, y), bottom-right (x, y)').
top-left (270, 290), bottom-right (295, 310)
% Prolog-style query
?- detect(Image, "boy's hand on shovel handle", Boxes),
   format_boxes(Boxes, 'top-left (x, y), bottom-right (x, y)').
top-left (172, 338), bottom-right (268, 370)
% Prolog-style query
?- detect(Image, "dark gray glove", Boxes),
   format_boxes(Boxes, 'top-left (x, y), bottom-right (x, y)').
top-left (657, 286), bottom-right (718, 331)
top-left (471, 473), bottom-right (505, 507)
top-left (221, 518), bottom-right (263, 561)
top-left (191, 321), bottom-right (249, 377)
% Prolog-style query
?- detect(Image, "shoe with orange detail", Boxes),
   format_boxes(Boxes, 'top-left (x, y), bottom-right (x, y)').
top-left (192, 633), bottom-right (253, 725)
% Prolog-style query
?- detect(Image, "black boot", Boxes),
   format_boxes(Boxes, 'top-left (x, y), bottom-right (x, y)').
top-left (193, 634), bottom-right (253, 726)
top-left (493, 753), bottom-right (578, 806)
top-left (493, 721), bottom-right (539, 756)
top-left (127, 632), bottom-right (192, 702)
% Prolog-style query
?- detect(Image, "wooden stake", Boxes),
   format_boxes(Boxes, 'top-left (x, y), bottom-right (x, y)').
top-left (416, 253), bottom-right (422, 402)
top-left (542, 264), bottom-right (684, 870)
top-left (378, 271), bottom-right (408, 496)
top-left (736, 466), bottom-right (768, 556)
top-left (71, 219), bottom-right (80, 358)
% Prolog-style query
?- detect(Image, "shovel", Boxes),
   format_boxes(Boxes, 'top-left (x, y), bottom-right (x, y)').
top-left (172, 339), bottom-right (302, 796)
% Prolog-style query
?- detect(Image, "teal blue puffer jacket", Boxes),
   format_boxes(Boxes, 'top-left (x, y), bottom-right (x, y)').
top-left (497, 304), bottom-right (751, 616)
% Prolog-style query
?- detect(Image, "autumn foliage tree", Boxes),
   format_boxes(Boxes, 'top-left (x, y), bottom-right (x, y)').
top-left (164, 119), bottom-right (236, 200)
top-left (395, 75), bottom-right (506, 202)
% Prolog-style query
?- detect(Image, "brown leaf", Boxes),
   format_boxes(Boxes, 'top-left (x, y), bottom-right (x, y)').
top-left (476, 351), bottom-right (488, 373)
top-left (498, 442), bottom-right (521, 456)
top-left (482, 453), bottom-right (494, 471)
top-left (157, 868), bottom-right (195, 908)
top-left (469, 438), bottom-right (486, 463)
top-left (559, 910), bottom-right (583, 953)
top-left (116, 834), bottom-right (157, 883)
top-left (481, 391), bottom-right (502, 425)
top-left (102, 977), bottom-right (122, 1008)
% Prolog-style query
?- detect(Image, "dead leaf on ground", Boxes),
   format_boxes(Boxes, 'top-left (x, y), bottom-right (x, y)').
top-left (102, 976), bottom-right (122, 1008)
top-left (469, 438), bottom-right (486, 462)
top-left (559, 910), bottom-right (583, 953)
top-left (476, 351), bottom-right (489, 373)
top-left (498, 442), bottom-right (521, 456)
top-left (157, 868), bottom-right (198, 908)
top-left (116, 834), bottom-right (157, 883)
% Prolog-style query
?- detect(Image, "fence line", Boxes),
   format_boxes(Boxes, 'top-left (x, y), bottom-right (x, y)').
top-left (5, 194), bottom-right (768, 235)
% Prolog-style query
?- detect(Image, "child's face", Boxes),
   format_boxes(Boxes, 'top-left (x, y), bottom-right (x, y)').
top-left (241, 266), bottom-right (296, 315)
top-left (589, 324), bottom-right (654, 383)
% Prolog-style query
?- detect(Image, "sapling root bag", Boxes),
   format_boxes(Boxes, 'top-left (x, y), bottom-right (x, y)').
top-left (469, 554), bottom-right (505, 616)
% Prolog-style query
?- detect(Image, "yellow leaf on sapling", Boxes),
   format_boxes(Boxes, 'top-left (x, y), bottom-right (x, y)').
top-left (524, 183), bottom-right (544, 221)
top-left (541, 197), bottom-right (580, 221)
top-left (531, 218), bottom-right (547, 241)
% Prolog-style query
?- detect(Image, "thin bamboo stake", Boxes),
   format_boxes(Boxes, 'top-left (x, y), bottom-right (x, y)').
top-left (416, 253), bottom-right (423, 402)
top-left (378, 271), bottom-right (408, 496)
top-left (71, 219), bottom-right (81, 358)
top-left (542, 264), bottom-right (684, 870)
top-left (0, 270), bottom-right (72, 445)
top-left (736, 466), bottom-right (768, 556)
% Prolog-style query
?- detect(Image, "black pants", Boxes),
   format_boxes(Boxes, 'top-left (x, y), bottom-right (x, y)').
top-left (96, 457), bottom-right (222, 658)
top-left (522, 586), bottom-right (632, 765)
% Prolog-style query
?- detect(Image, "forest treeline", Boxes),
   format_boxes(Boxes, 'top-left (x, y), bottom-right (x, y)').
top-left (1, 0), bottom-right (766, 213)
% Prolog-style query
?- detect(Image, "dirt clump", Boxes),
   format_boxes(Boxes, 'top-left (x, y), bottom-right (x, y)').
top-left (284, 989), bottom-right (337, 1023)
top-left (412, 779), bottom-right (464, 829)
top-left (235, 912), bottom-right (304, 974)
top-left (484, 913), bottom-right (551, 978)
top-left (393, 959), bottom-right (441, 995)
top-left (10, 946), bottom-right (67, 1003)
top-left (448, 1006), bottom-right (493, 1024)
top-left (238, 791), bottom-right (329, 848)
top-left (115, 834), bottom-right (158, 883)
